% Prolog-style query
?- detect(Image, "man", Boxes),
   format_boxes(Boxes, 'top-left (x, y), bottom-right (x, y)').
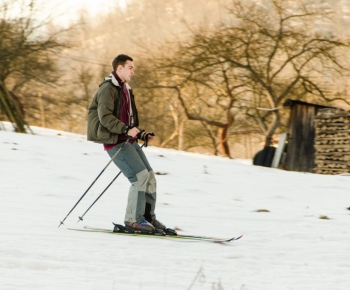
top-left (87, 54), bottom-right (165, 234)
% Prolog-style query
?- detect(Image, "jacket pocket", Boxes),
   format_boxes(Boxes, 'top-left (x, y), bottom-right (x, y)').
top-left (97, 123), bottom-right (113, 143)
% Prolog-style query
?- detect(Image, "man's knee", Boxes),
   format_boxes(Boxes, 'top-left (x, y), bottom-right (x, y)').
top-left (136, 169), bottom-right (149, 191)
top-left (147, 171), bottom-right (156, 193)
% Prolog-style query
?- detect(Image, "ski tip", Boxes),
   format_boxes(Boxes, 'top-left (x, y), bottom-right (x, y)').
top-left (224, 235), bottom-right (243, 242)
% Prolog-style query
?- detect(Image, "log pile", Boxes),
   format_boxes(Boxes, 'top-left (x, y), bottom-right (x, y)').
top-left (314, 108), bottom-right (350, 175)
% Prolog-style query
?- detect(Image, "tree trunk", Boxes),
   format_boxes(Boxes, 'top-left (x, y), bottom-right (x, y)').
top-left (265, 111), bottom-right (280, 147)
top-left (0, 81), bottom-right (26, 133)
top-left (178, 119), bottom-right (185, 150)
top-left (38, 92), bottom-right (46, 128)
top-left (218, 125), bottom-right (231, 158)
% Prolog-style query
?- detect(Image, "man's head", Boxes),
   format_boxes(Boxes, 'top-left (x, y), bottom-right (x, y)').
top-left (112, 54), bottom-right (134, 82)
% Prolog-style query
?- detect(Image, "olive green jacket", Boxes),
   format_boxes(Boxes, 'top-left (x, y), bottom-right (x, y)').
top-left (87, 74), bottom-right (139, 144)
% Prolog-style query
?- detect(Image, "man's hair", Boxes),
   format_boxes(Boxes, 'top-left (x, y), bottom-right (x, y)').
top-left (112, 54), bottom-right (133, 72)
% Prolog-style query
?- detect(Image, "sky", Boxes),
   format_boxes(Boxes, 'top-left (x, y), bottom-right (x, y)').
top-left (1, 123), bottom-right (350, 289)
top-left (6, 0), bottom-right (129, 25)
top-left (46, 0), bottom-right (129, 23)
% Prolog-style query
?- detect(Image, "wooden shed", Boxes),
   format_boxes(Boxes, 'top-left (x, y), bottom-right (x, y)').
top-left (282, 99), bottom-right (348, 173)
top-left (283, 100), bottom-right (319, 172)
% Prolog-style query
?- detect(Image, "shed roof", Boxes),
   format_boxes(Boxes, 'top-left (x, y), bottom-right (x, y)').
top-left (283, 98), bottom-right (350, 111)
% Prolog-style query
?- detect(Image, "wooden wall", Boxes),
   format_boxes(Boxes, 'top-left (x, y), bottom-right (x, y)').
top-left (285, 102), bottom-right (317, 173)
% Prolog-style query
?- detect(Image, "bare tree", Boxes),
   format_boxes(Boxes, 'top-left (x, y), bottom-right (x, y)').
top-left (0, 0), bottom-right (72, 132)
top-left (153, 0), bottom-right (350, 157)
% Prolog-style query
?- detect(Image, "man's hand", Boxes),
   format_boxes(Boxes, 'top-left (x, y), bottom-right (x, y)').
top-left (137, 131), bottom-right (155, 147)
top-left (146, 133), bottom-right (155, 143)
top-left (126, 127), bottom-right (140, 137)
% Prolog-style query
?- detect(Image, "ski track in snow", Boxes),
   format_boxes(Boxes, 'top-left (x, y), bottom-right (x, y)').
top-left (1, 124), bottom-right (350, 290)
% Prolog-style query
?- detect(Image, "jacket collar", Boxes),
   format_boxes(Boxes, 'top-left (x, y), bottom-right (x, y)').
top-left (105, 73), bottom-right (131, 90)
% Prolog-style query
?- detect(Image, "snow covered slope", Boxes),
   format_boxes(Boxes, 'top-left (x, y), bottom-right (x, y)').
top-left (1, 126), bottom-right (350, 290)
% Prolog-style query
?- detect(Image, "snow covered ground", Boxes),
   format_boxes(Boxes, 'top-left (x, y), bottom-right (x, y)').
top-left (1, 124), bottom-right (350, 290)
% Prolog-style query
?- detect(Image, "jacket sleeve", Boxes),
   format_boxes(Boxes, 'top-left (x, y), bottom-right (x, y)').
top-left (97, 83), bottom-right (126, 134)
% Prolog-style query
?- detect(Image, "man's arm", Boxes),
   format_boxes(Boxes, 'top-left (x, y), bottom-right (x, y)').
top-left (97, 84), bottom-right (126, 134)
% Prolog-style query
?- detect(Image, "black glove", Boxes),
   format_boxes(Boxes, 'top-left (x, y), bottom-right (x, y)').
top-left (123, 125), bottom-right (134, 135)
top-left (137, 131), bottom-right (155, 147)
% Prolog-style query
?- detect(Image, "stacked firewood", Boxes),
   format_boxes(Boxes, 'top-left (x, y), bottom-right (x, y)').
top-left (314, 108), bottom-right (350, 175)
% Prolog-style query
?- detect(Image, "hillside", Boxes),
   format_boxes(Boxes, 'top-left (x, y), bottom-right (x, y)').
top-left (1, 125), bottom-right (349, 290)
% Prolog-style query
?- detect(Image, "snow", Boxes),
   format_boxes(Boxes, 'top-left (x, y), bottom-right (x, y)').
top-left (1, 124), bottom-right (350, 290)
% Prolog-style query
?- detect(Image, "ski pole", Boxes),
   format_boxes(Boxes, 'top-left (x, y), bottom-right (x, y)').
top-left (77, 171), bottom-right (122, 223)
top-left (76, 143), bottom-right (146, 222)
top-left (58, 137), bottom-right (131, 227)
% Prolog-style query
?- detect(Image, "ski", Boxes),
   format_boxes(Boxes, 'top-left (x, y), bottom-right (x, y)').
top-left (68, 224), bottom-right (242, 243)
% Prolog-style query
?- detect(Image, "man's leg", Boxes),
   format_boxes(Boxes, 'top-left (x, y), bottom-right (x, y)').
top-left (107, 142), bottom-right (149, 223)
top-left (131, 142), bottom-right (157, 221)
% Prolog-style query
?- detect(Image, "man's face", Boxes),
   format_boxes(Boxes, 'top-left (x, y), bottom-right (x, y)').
top-left (118, 60), bottom-right (134, 82)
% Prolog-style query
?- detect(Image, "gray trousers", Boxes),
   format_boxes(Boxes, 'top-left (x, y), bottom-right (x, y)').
top-left (107, 141), bottom-right (157, 223)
